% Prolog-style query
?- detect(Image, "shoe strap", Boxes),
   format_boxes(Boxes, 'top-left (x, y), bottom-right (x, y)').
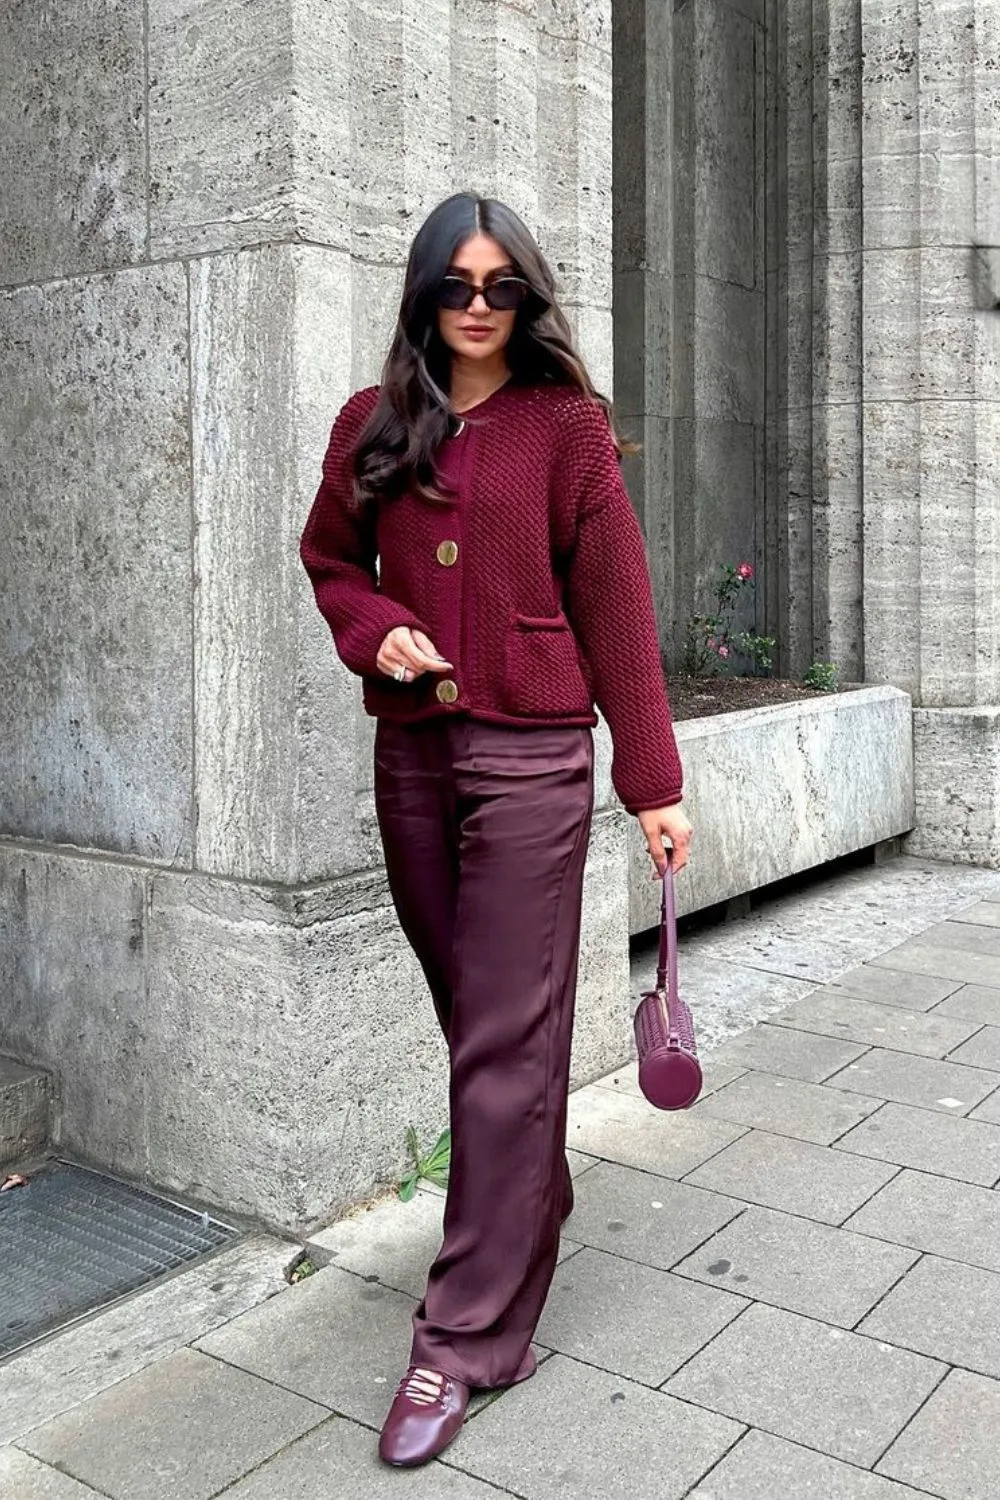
top-left (397, 1366), bottom-right (448, 1407)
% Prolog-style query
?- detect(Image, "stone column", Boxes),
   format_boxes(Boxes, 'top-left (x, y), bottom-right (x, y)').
top-left (0, 0), bottom-right (629, 1231)
top-left (614, 0), bottom-right (766, 668)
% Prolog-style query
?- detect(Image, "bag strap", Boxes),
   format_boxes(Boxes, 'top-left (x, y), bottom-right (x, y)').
top-left (655, 857), bottom-right (679, 1001)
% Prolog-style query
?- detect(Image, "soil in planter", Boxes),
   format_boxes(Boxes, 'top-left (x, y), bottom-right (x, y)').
top-left (665, 673), bottom-right (863, 723)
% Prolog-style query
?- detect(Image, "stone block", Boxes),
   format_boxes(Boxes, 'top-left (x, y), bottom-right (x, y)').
top-left (955, 902), bottom-right (1000, 929)
top-left (685, 1129), bottom-right (898, 1227)
top-left (536, 1247), bottom-right (746, 1385)
top-left (870, 936), bottom-right (1000, 987)
top-left (143, 867), bottom-right (449, 1232)
top-left (571, 810), bottom-right (633, 1087)
top-left (824, 1047), bottom-right (1000, 1115)
top-left (826, 964), bottom-right (961, 1012)
top-left (697, 1071), bottom-right (881, 1146)
top-left (861, 1255), bottom-right (1000, 1380)
top-left (220, 1414), bottom-right (500, 1498)
top-left (566, 1085), bottom-right (747, 1179)
top-left (538, 0), bottom-right (612, 53)
top-left (664, 1303), bottom-right (944, 1467)
top-left (191, 244), bottom-right (366, 884)
top-left (0, 1450), bottom-right (99, 1500)
top-left (20, 1347), bottom-right (328, 1500)
top-left (0, 1236), bottom-right (291, 1446)
top-left (0, 3), bottom-right (146, 283)
top-left (690, 0), bottom-right (759, 289)
top-left (593, 1057), bottom-right (747, 1101)
top-left (673, 1204), bottom-right (918, 1327)
top-left (450, 0), bottom-right (540, 228)
top-left (455, 1354), bottom-right (743, 1500)
top-left (629, 688), bottom-right (915, 934)
top-left (0, 267), bottom-right (192, 862)
top-left (947, 1026), bottom-right (1000, 1072)
top-left (0, 1055), bottom-right (51, 1165)
top-left (970, 1093), bottom-right (1000, 1125)
top-left (705, 1024), bottom-right (868, 1083)
top-left (835, 1101), bottom-right (1000, 1187)
top-left (917, 711), bottom-right (1000, 876)
top-left (845, 1170), bottom-right (1000, 1274)
top-left (877, 1369), bottom-right (1000, 1498)
top-left (770, 992), bottom-right (980, 1059)
top-left (562, 1160), bottom-right (744, 1270)
top-left (196, 1263), bottom-right (415, 1429)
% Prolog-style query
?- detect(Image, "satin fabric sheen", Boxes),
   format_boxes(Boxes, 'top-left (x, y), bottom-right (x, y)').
top-left (374, 717), bottom-right (594, 1388)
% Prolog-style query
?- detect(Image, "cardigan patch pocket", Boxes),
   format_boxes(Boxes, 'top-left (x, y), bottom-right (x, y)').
top-left (505, 613), bottom-right (593, 719)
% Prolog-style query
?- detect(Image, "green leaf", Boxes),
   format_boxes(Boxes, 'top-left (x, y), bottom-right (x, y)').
top-left (398, 1175), bottom-right (418, 1202)
top-left (404, 1125), bottom-right (421, 1168)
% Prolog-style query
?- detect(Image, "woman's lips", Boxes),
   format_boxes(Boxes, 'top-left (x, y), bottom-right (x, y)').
top-left (461, 327), bottom-right (493, 340)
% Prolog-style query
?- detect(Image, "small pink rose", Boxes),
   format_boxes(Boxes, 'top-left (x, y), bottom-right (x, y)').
top-left (718, 644), bottom-right (730, 658)
top-left (737, 562), bottom-right (754, 580)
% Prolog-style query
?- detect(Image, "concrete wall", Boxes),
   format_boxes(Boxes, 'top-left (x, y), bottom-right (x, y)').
top-left (613, 0), bottom-right (766, 663)
top-left (0, 0), bottom-right (629, 1233)
top-left (766, 0), bottom-right (1000, 866)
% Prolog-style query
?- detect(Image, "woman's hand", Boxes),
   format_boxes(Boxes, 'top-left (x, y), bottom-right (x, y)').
top-left (638, 804), bottom-right (693, 876)
top-left (377, 626), bottom-right (453, 684)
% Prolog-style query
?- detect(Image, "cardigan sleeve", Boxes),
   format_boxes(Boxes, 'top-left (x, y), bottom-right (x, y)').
top-left (560, 402), bottom-right (685, 814)
top-left (299, 388), bottom-right (429, 679)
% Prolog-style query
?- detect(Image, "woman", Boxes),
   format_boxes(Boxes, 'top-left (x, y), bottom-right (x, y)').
top-left (300, 192), bottom-right (692, 1468)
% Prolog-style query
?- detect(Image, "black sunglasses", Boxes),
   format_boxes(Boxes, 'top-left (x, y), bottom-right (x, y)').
top-left (436, 275), bottom-right (531, 312)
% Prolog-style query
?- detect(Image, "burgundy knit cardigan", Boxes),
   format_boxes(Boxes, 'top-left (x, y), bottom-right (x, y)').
top-left (299, 381), bottom-right (684, 813)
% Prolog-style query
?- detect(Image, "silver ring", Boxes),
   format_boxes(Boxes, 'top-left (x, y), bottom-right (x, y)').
top-left (394, 665), bottom-right (407, 683)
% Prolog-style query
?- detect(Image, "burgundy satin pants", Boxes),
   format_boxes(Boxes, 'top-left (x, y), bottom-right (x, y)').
top-left (374, 716), bottom-right (595, 1389)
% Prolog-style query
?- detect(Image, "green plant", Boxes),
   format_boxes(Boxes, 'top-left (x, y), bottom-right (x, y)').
top-left (398, 1125), bottom-right (451, 1201)
top-left (683, 562), bottom-right (776, 677)
top-left (804, 661), bottom-right (840, 692)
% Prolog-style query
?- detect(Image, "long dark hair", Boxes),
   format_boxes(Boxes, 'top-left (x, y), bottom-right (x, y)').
top-left (353, 192), bottom-right (633, 507)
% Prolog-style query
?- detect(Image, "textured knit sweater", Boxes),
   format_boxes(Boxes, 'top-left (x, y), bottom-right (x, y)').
top-left (299, 381), bottom-right (684, 813)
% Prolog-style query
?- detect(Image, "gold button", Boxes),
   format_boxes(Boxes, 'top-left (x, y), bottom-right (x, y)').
top-left (436, 539), bottom-right (459, 567)
top-left (436, 679), bottom-right (459, 705)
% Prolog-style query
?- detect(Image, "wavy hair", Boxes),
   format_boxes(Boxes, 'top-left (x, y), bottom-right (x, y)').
top-left (352, 192), bottom-right (634, 507)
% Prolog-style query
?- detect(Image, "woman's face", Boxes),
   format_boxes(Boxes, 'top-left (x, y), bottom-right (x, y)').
top-left (436, 233), bottom-right (519, 365)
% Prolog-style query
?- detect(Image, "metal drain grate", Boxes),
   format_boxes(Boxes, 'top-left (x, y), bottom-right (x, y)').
top-left (0, 1160), bottom-right (237, 1360)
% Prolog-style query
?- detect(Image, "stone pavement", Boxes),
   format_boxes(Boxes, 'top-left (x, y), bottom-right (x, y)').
top-left (4, 855), bottom-right (1000, 1499)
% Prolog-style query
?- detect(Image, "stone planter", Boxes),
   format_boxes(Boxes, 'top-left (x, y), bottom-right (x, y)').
top-left (628, 685), bottom-right (916, 935)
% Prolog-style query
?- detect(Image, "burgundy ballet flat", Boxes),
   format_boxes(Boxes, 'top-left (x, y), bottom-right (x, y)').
top-left (378, 1366), bottom-right (470, 1468)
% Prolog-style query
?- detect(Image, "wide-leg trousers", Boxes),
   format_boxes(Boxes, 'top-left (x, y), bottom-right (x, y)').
top-left (374, 715), bottom-right (595, 1389)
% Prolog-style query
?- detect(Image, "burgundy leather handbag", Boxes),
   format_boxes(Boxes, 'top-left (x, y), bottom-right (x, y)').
top-left (633, 862), bottom-right (703, 1110)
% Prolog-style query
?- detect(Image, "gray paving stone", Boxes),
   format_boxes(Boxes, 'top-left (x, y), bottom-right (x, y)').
top-left (535, 1247), bottom-right (746, 1386)
top-left (19, 1348), bottom-right (328, 1500)
top-left (946, 1025), bottom-right (1000, 1072)
top-left (969, 1091), bottom-right (1000, 1125)
top-left (950, 902), bottom-right (1000, 930)
top-left (672, 1205), bottom-right (918, 1328)
top-left (564, 1160), bottom-right (745, 1270)
top-left (918, 919), bottom-right (1000, 957)
top-left (933, 983), bottom-right (1000, 1026)
top-left (217, 1413), bottom-right (501, 1498)
top-left (824, 965), bottom-right (962, 1011)
top-left (0, 1235), bottom-right (293, 1446)
top-left (845, 1169), bottom-right (1000, 1273)
top-left (684, 1130), bottom-right (899, 1226)
top-left (196, 1263), bottom-right (417, 1429)
top-left (835, 1101), bottom-right (1000, 1186)
top-left (664, 1303), bottom-right (944, 1468)
top-left (306, 1188), bottom-right (444, 1298)
top-left (704, 1024), bottom-right (870, 1082)
top-left (877, 1369), bottom-right (1000, 1499)
top-left (697, 1071), bottom-right (881, 1146)
top-left (687, 1428), bottom-right (929, 1499)
top-left (770, 992), bottom-right (980, 1058)
top-left (454, 1354), bottom-right (743, 1500)
top-left (860, 1255), bottom-right (1000, 1378)
top-left (868, 940), bottom-right (1000, 989)
top-left (824, 1047), bottom-right (1000, 1114)
top-left (566, 1087), bottom-right (747, 1179)
top-left (0, 1448), bottom-right (102, 1499)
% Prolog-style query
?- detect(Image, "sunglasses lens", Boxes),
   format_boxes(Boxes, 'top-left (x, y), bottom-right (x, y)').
top-left (487, 279), bottom-right (529, 310)
top-left (437, 278), bottom-right (472, 310)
